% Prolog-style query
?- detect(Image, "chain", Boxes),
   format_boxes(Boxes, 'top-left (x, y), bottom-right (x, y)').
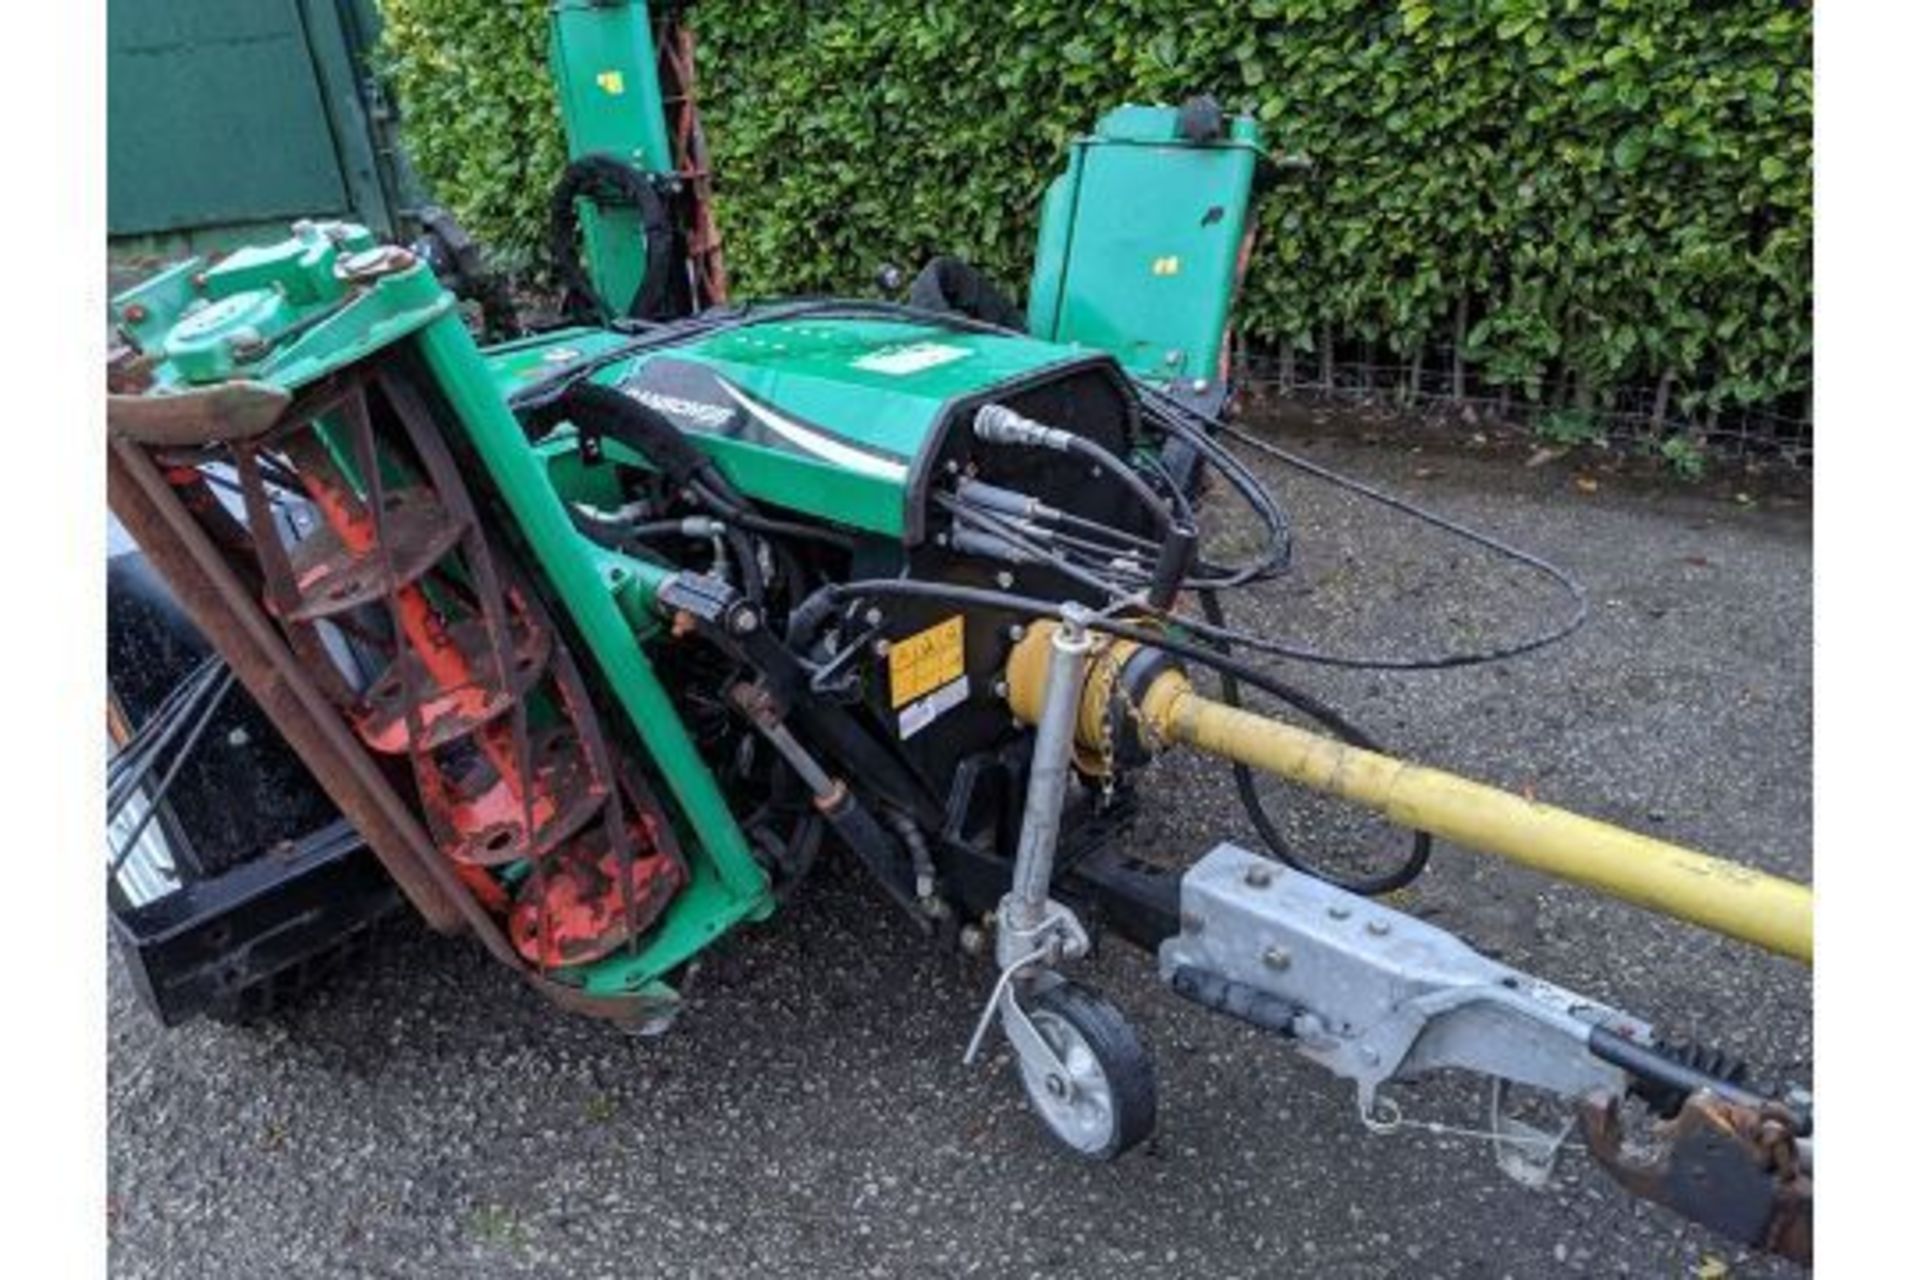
top-left (1360, 1096), bottom-right (1584, 1155)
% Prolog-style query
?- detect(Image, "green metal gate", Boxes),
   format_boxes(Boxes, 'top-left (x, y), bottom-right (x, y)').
top-left (108, 0), bottom-right (401, 246)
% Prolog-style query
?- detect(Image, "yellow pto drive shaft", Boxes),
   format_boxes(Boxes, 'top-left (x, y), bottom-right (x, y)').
top-left (1004, 623), bottom-right (1812, 964)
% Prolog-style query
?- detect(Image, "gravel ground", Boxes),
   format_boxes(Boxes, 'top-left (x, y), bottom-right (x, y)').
top-left (108, 427), bottom-right (1812, 1278)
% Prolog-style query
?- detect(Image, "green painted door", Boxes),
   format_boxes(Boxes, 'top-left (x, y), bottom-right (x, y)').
top-left (109, 0), bottom-right (349, 234)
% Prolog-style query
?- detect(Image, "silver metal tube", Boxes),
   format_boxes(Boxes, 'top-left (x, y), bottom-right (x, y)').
top-left (754, 720), bottom-right (838, 799)
top-left (1006, 605), bottom-right (1092, 929)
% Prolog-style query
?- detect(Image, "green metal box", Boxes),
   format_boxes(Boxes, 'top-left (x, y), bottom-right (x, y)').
top-left (1027, 105), bottom-right (1263, 391)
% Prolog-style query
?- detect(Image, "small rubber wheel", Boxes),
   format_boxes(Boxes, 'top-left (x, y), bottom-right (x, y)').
top-left (1017, 981), bottom-right (1157, 1159)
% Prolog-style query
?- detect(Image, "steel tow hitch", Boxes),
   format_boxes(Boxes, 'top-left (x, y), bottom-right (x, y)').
top-left (1159, 843), bottom-right (1813, 1264)
top-left (1582, 1089), bottom-right (1812, 1265)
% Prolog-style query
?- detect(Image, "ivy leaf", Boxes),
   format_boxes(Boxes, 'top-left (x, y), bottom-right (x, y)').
top-left (1611, 128), bottom-right (1649, 172)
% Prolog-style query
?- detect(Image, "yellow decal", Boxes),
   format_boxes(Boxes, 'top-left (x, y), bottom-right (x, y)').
top-left (596, 70), bottom-right (626, 96)
top-left (889, 616), bottom-right (966, 709)
top-left (1151, 255), bottom-right (1182, 277)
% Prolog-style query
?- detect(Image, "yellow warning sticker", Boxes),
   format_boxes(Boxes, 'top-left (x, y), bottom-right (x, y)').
top-left (597, 69), bottom-right (626, 95)
top-left (888, 616), bottom-right (965, 709)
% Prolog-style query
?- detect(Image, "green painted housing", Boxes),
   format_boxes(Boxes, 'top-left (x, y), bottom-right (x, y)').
top-left (112, 222), bottom-right (453, 390)
top-left (1028, 104), bottom-right (1263, 390)
top-left (482, 318), bottom-right (1104, 539)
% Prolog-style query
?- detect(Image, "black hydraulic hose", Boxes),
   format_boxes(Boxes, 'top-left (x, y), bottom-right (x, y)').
top-left (1062, 433), bottom-right (1177, 535)
top-left (107, 659), bottom-right (230, 817)
top-left (540, 380), bottom-right (857, 553)
top-left (688, 477), bottom-right (857, 551)
top-left (548, 153), bottom-right (678, 324)
top-left (1138, 382), bottom-right (1591, 671)
top-left (551, 380), bottom-right (726, 496)
top-left (1132, 446), bottom-right (1199, 528)
top-left (1137, 396), bottom-right (1292, 586)
top-left (974, 377), bottom-right (1582, 672)
top-left (1197, 587), bottom-right (1429, 894)
top-left (567, 506), bottom-right (769, 605)
top-left (107, 655), bottom-right (223, 788)
top-left (1043, 506), bottom-right (1160, 555)
top-left (937, 495), bottom-right (1144, 602)
top-left (724, 526), bottom-right (767, 604)
top-left (1053, 432), bottom-right (1196, 609)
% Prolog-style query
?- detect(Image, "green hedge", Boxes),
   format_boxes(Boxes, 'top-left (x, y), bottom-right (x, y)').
top-left (379, 0), bottom-right (1811, 416)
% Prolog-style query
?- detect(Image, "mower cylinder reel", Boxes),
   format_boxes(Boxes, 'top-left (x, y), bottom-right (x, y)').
top-left (1005, 624), bottom-right (1813, 963)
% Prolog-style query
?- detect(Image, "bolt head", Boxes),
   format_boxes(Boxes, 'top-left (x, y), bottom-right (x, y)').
top-left (872, 638), bottom-right (892, 657)
top-left (1262, 945), bottom-right (1291, 971)
top-left (995, 570), bottom-right (1015, 590)
top-left (731, 608), bottom-right (759, 635)
top-left (1243, 864), bottom-right (1273, 889)
top-left (1365, 919), bottom-right (1391, 937)
top-left (1327, 904), bottom-right (1352, 921)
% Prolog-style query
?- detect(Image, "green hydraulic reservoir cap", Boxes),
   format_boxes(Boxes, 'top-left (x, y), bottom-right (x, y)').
top-left (548, 0), bottom-right (676, 318)
top-left (1028, 103), bottom-right (1263, 391)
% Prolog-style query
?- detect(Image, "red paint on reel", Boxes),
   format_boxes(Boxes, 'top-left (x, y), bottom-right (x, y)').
top-left (508, 814), bottom-right (684, 968)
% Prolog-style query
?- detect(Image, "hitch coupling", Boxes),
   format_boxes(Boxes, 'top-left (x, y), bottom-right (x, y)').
top-left (1163, 843), bottom-right (1812, 1265)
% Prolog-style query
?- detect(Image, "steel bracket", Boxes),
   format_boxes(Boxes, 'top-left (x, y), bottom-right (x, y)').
top-left (1161, 844), bottom-right (1643, 1121)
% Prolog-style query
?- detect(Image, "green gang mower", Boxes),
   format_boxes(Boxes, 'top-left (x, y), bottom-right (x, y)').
top-left (105, 1), bottom-right (1812, 1264)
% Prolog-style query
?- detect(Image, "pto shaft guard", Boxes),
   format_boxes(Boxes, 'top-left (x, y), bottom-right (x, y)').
top-left (1004, 622), bottom-right (1812, 963)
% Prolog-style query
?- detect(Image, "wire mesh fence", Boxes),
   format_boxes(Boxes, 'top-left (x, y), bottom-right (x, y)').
top-left (1230, 338), bottom-right (1813, 472)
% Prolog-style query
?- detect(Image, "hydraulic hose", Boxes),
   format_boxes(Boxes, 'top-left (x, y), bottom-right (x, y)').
top-left (537, 380), bottom-right (856, 553)
top-left (1198, 587), bottom-right (1430, 895)
top-left (548, 153), bottom-right (678, 324)
top-left (1137, 380), bottom-right (1590, 671)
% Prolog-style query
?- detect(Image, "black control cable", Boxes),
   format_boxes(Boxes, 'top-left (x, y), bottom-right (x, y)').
top-left (1136, 379), bottom-right (1590, 671)
top-left (1197, 586), bottom-right (1428, 893)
